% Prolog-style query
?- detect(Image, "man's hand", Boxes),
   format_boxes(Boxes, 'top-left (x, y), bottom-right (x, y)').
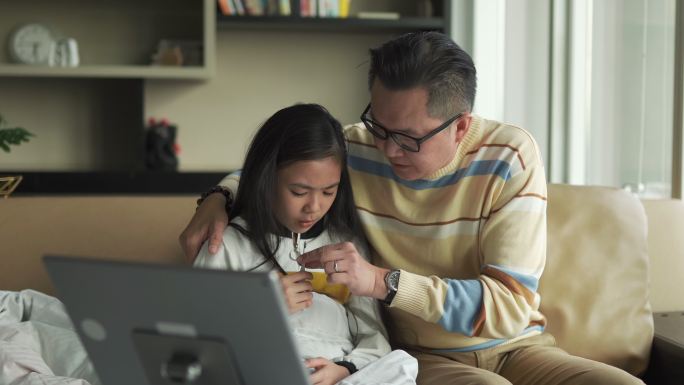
top-left (297, 242), bottom-right (389, 299)
top-left (179, 193), bottom-right (229, 263)
top-left (305, 358), bottom-right (350, 385)
top-left (279, 271), bottom-right (314, 314)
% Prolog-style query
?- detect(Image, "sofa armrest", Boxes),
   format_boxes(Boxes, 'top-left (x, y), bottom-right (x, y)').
top-left (642, 335), bottom-right (684, 384)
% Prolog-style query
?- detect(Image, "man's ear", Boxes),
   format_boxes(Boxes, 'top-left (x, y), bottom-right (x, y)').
top-left (454, 113), bottom-right (472, 143)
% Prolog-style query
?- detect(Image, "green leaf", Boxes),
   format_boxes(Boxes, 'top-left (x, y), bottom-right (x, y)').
top-left (0, 127), bottom-right (35, 152)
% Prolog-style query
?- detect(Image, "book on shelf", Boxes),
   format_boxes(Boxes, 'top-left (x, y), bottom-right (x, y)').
top-left (339, 0), bottom-right (350, 18)
top-left (299, 0), bottom-right (316, 17)
top-left (217, 0), bottom-right (351, 18)
top-left (266, 0), bottom-right (279, 15)
top-left (234, 0), bottom-right (246, 15)
top-left (217, 0), bottom-right (234, 15)
top-left (318, 0), bottom-right (339, 17)
top-left (244, 0), bottom-right (265, 15)
top-left (279, 0), bottom-right (292, 15)
top-left (217, 0), bottom-right (244, 15)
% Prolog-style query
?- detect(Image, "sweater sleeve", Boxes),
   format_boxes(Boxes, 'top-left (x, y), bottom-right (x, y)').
top-left (390, 139), bottom-right (547, 340)
top-left (218, 171), bottom-right (241, 196)
top-left (473, 159), bottom-right (547, 339)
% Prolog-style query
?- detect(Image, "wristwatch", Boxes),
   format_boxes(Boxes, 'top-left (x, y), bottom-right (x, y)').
top-left (383, 269), bottom-right (400, 305)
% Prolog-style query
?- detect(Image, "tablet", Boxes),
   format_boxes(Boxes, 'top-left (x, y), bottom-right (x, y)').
top-left (44, 255), bottom-right (311, 385)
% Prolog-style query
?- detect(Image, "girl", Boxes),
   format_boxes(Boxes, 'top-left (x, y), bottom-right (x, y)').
top-left (194, 104), bottom-right (417, 385)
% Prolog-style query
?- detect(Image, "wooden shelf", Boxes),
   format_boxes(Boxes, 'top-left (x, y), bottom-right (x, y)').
top-left (4, 171), bottom-right (229, 195)
top-left (0, 0), bottom-right (215, 80)
top-left (0, 64), bottom-right (211, 79)
top-left (217, 15), bottom-right (445, 32)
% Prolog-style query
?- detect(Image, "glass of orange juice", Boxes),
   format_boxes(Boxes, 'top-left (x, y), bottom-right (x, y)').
top-left (290, 270), bottom-right (351, 304)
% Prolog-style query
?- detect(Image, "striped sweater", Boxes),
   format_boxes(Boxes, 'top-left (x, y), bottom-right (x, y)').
top-left (221, 115), bottom-right (548, 353)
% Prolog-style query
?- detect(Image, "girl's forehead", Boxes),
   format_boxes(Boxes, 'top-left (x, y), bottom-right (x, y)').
top-left (277, 157), bottom-right (342, 182)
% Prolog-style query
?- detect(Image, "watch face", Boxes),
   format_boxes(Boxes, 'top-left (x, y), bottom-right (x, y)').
top-left (386, 270), bottom-right (400, 291)
top-left (9, 23), bottom-right (54, 65)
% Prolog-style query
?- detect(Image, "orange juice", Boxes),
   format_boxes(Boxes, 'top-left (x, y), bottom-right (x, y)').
top-left (290, 271), bottom-right (351, 304)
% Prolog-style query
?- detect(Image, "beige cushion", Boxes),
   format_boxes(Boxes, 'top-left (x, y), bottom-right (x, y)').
top-left (0, 196), bottom-right (195, 295)
top-left (641, 198), bottom-right (684, 312)
top-left (542, 184), bottom-right (653, 375)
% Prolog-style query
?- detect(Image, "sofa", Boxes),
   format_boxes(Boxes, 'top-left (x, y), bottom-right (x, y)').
top-left (1, 184), bottom-right (683, 383)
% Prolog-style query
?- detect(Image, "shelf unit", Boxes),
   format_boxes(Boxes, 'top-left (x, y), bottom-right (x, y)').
top-left (1, 0), bottom-right (452, 194)
top-left (0, 65), bottom-right (212, 79)
top-left (0, 0), bottom-right (215, 79)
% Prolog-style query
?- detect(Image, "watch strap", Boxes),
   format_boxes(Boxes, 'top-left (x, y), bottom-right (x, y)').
top-left (382, 269), bottom-right (400, 305)
top-left (383, 287), bottom-right (398, 305)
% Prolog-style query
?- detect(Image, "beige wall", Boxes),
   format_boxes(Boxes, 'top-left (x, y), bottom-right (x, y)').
top-left (0, 78), bottom-right (142, 171)
top-left (1, 31), bottom-right (392, 171)
top-left (145, 30), bottom-right (393, 171)
top-left (1, 78), bottom-right (99, 170)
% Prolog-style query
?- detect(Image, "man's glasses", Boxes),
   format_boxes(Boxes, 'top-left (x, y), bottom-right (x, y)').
top-left (360, 103), bottom-right (462, 152)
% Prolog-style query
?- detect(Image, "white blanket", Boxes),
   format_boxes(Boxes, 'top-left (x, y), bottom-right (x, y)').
top-left (339, 350), bottom-right (418, 385)
top-left (0, 290), bottom-right (100, 385)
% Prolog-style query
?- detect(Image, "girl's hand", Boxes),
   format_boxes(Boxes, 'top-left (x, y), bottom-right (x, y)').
top-left (279, 271), bottom-right (313, 314)
top-left (305, 357), bottom-right (351, 385)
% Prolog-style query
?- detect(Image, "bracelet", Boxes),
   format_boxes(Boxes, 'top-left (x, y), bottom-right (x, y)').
top-left (334, 360), bottom-right (357, 374)
top-left (196, 186), bottom-right (233, 213)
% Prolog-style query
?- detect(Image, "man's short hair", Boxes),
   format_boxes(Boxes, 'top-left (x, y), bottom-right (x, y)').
top-left (368, 31), bottom-right (477, 119)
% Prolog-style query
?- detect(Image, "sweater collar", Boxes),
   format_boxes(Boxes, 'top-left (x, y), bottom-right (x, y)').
top-left (425, 114), bottom-right (483, 180)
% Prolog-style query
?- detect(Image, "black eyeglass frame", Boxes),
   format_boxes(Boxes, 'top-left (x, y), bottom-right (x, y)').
top-left (360, 103), bottom-right (463, 152)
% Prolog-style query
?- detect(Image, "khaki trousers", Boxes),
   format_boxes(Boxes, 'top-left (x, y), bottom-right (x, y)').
top-left (409, 334), bottom-right (643, 385)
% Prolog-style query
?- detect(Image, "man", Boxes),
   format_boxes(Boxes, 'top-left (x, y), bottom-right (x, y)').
top-left (180, 32), bottom-right (641, 384)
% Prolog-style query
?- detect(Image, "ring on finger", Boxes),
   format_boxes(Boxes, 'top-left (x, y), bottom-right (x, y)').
top-left (334, 260), bottom-right (339, 273)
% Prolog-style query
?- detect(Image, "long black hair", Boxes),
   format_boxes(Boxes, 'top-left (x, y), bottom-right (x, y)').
top-left (231, 103), bottom-right (361, 269)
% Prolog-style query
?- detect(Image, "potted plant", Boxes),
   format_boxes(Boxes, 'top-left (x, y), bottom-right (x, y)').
top-left (0, 114), bottom-right (34, 197)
